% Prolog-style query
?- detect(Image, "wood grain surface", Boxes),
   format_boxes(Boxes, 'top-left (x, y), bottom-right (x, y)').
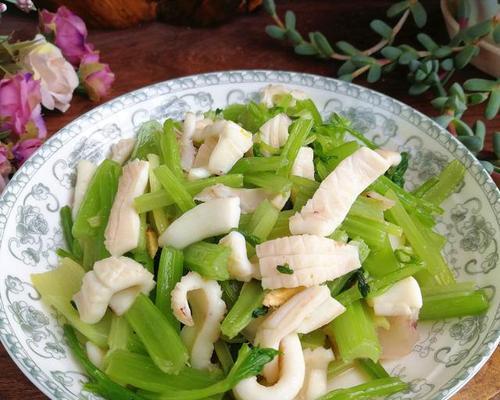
top-left (0, 1), bottom-right (498, 399)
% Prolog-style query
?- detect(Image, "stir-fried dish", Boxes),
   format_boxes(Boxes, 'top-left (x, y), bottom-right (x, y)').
top-left (31, 85), bottom-right (490, 400)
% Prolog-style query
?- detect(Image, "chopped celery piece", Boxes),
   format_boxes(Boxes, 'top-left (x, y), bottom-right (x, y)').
top-left (421, 281), bottom-right (476, 297)
top-left (321, 141), bottom-right (361, 175)
top-left (325, 300), bottom-right (381, 362)
top-left (312, 121), bottom-right (348, 157)
top-left (246, 199), bottom-right (279, 241)
top-left (385, 151), bottom-right (409, 188)
top-left (268, 210), bottom-right (294, 239)
top-left (220, 280), bottom-right (243, 310)
top-left (422, 160), bottom-right (465, 206)
top-left (341, 216), bottom-right (386, 248)
top-left (131, 120), bottom-right (162, 160)
top-left (160, 119), bottom-right (183, 179)
top-left (413, 176), bottom-right (439, 198)
top-left (138, 344), bottom-right (278, 400)
top-left (356, 358), bottom-right (390, 379)
top-left (156, 246), bottom-right (184, 330)
top-left (60, 205), bottom-right (81, 260)
top-left (221, 280), bottom-right (265, 339)
top-left (154, 165), bottom-right (195, 213)
top-left (31, 258), bottom-right (110, 347)
top-left (327, 271), bottom-right (357, 297)
top-left (105, 349), bottom-right (222, 393)
top-left (277, 118), bottom-right (314, 177)
top-left (184, 242), bottom-right (230, 281)
top-left (420, 289), bottom-right (489, 320)
top-left (327, 359), bottom-right (353, 379)
top-left (318, 377), bottom-right (408, 400)
top-left (230, 156), bottom-right (286, 174)
top-left (135, 174), bottom-right (244, 213)
top-left (289, 99), bottom-right (323, 125)
top-left (223, 102), bottom-right (271, 132)
top-left (346, 214), bottom-right (403, 237)
top-left (125, 294), bottom-right (188, 374)
top-left (72, 159), bottom-right (121, 269)
top-left (64, 325), bottom-right (146, 400)
top-left (244, 172), bottom-right (292, 194)
top-left (348, 196), bottom-right (385, 221)
top-left (300, 329), bottom-right (327, 349)
top-left (349, 238), bottom-right (370, 263)
top-left (214, 340), bottom-right (234, 374)
top-left (385, 190), bottom-right (455, 287)
top-left (132, 212), bottom-right (154, 273)
top-left (108, 315), bottom-right (130, 352)
top-left (329, 228), bottom-right (349, 243)
top-left (147, 154), bottom-right (169, 234)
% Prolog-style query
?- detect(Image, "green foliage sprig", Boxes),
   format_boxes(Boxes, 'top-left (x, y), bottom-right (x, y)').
top-left (263, 0), bottom-right (500, 178)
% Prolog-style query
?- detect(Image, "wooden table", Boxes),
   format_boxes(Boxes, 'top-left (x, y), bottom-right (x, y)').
top-left (0, 1), bottom-right (498, 399)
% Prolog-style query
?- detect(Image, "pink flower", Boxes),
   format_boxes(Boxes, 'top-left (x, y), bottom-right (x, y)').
top-left (12, 138), bottom-right (43, 165)
top-left (39, 6), bottom-right (93, 66)
top-left (0, 144), bottom-right (12, 193)
top-left (78, 52), bottom-right (115, 102)
top-left (0, 72), bottom-right (47, 139)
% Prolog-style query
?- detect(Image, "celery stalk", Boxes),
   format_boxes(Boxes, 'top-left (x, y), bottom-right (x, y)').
top-left (160, 119), bottom-right (183, 179)
top-left (60, 205), bottom-right (81, 260)
top-left (221, 280), bottom-right (265, 339)
top-left (131, 121), bottom-right (162, 160)
top-left (327, 271), bottom-right (357, 297)
top-left (214, 340), bottom-right (234, 374)
top-left (230, 156), bottom-right (286, 174)
top-left (108, 315), bottom-right (130, 352)
top-left (246, 199), bottom-right (279, 241)
top-left (184, 242), bottom-right (230, 281)
top-left (412, 176), bottom-right (439, 198)
top-left (268, 210), bottom-right (294, 239)
top-left (348, 196), bottom-right (385, 221)
top-left (318, 377), bottom-right (408, 400)
top-left (325, 300), bottom-right (381, 362)
top-left (220, 280), bottom-right (243, 310)
top-left (72, 159), bottom-right (121, 269)
top-left (290, 99), bottom-right (323, 125)
top-left (135, 174), bottom-right (244, 213)
top-left (362, 235), bottom-right (400, 278)
top-left (422, 160), bottom-right (465, 206)
top-left (105, 349), bottom-right (222, 393)
top-left (244, 172), bottom-right (292, 194)
top-left (321, 141), bottom-right (361, 175)
top-left (356, 358), bottom-right (390, 379)
top-left (327, 359), bottom-right (354, 379)
top-left (277, 118), bottom-right (314, 177)
top-left (31, 258), bottom-right (111, 347)
top-left (155, 246), bottom-right (183, 330)
top-left (420, 289), bottom-right (489, 320)
top-left (300, 329), bottom-right (327, 349)
top-left (125, 294), bottom-right (188, 374)
top-left (385, 190), bottom-right (455, 287)
top-left (341, 216), bottom-right (386, 248)
top-left (345, 214), bottom-right (403, 237)
top-left (147, 154), bottom-right (169, 234)
top-left (154, 165), bottom-right (195, 213)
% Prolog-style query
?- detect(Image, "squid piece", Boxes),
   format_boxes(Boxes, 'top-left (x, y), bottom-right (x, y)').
top-left (233, 334), bottom-right (305, 400)
top-left (72, 160), bottom-right (97, 219)
top-left (291, 147), bottom-right (315, 180)
top-left (170, 271), bottom-right (226, 370)
top-left (369, 277), bottom-right (422, 319)
top-left (194, 184), bottom-right (270, 214)
top-left (289, 147), bottom-right (400, 237)
top-left (110, 138), bottom-right (136, 165)
top-left (256, 235), bottom-right (360, 289)
top-left (260, 84), bottom-right (309, 108)
top-left (73, 256), bottom-right (155, 324)
top-left (104, 160), bottom-right (149, 257)
top-left (254, 285), bottom-right (345, 383)
top-left (188, 136), bottom-right (218, 181)
top-left (258, 113), bottom-right (292, 155)
top-left (86, 341), bottom-right (106, 369)
top-left (296, 347), bottom-right (335, 400)
top-left (158, 197), bottom-right (241, 249)
top-left (219, 231), bottom-right (259, 282)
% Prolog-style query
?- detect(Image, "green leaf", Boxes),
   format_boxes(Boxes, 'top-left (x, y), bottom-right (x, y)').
top-left (409, 83), bottom-right (430, 95)
top-left (440, 58), bottom-right (454, 71)
top-left (458, 135), bottom-right (483, 152)
top-left (465, 19), bottom-right (493, 41)
top-left (453, 118), bottom-right (475, 137)
top-left (473, 120), bottom-right (486, 143)
top-left (276, 264), bottom-right (294, 274)
top-left (454, 45), bottom-right (479, 69)
top-left (434, 115), bottom-right (453, 127)
top-left (431, 97), bottom-right (448, 109)
top-left (263, 0), bottom-right (276, 15)
top-left (432, 46), bottom-right (453, 58)
top-left (294, 43), bottom-right (318, 56)
top-left (494, 132), bottom-right (500, 158)
top-left (399, 51), bottom-right (418, 64)
top-left (339, 73), bottom-right (354, 82)
top-left (367, 64), bottom-right (382, 83)
top-left (417, 33), bottom-right (438, 51)
top-left (335, 41), bottom-right (359, 56)
top-left (338, 60), bottom-right (356, 75)
top-left (285, 10), bottom-right (296, 30)
top-left (312, 31), bottom-right (334, 57)
top-left (387, 0), bottom-right (410, 18)
top-left (467, 92), bottom-right (488, 105)
top-left (265, 25), bottom-right (286, 40)
top-left (351, 54), bottom-right (375, 67)
top-left (381, 46), bottom-right (402, 60)
top-left (494, 24), bottom-right (500, 44)
top-left (370, 19), bottom-right (393, 39)
top-left (463, 78), bottom-right (497, 92)
top-left (410, 1), bottom-right (427, 27)
top-left (485, 90), bottom-right (500, 120)
top-left (286, 29), bottom-right (303, 45)
top-left (449, 83), bottom-right (465, 100)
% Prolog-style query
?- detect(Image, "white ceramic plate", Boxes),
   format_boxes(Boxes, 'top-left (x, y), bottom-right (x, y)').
top-left (0, 71), bottom-right (498, 400)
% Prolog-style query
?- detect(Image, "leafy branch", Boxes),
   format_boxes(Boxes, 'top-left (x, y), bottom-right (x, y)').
top-left (263, 0), bottom-right (500, 178)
